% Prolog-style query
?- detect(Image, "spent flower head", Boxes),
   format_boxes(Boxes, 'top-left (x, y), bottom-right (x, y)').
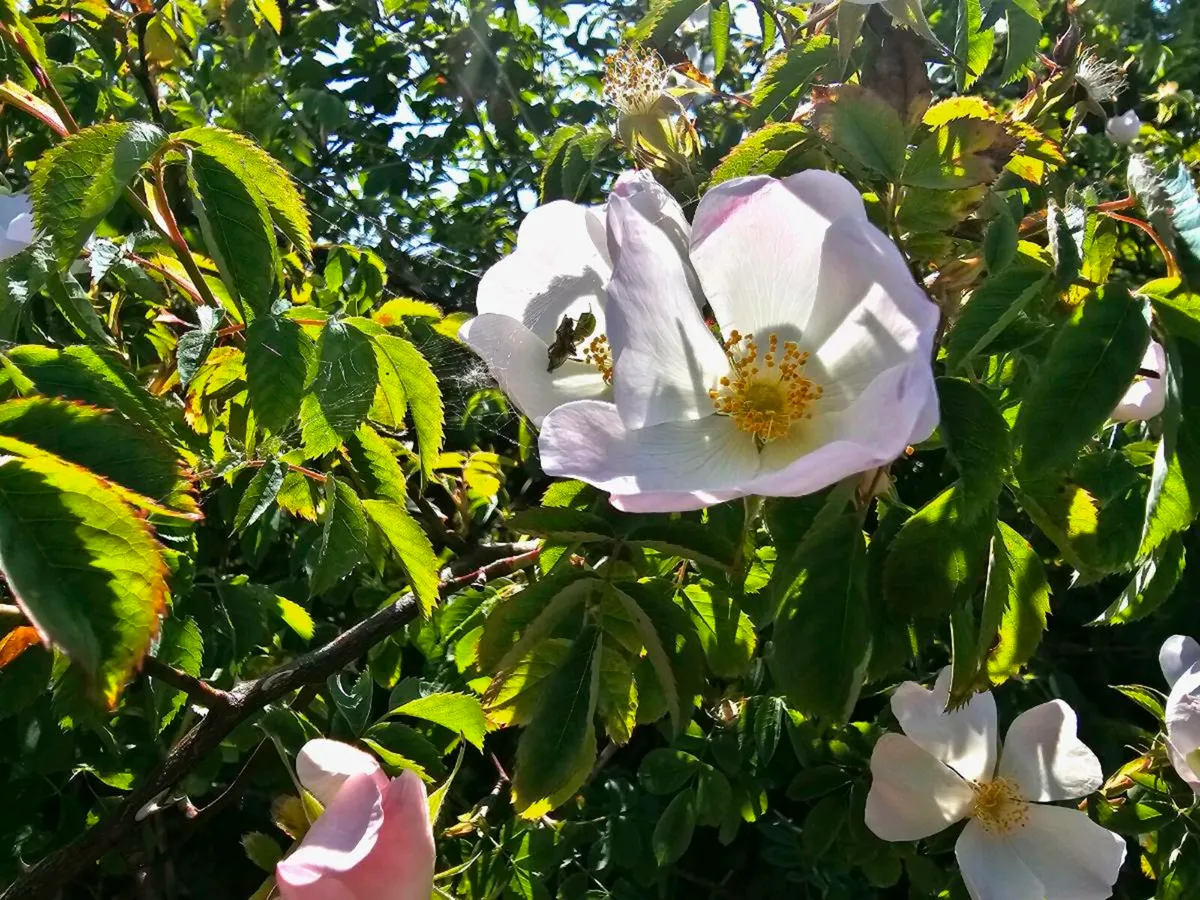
top-left (603, 43), bottom-right (670, 117)
top-left (1075, 48), bottom-right (1126, 105)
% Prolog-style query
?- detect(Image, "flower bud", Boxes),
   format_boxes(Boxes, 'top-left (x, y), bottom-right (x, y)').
top-left (1105, 109), bottom-right (1141, 145)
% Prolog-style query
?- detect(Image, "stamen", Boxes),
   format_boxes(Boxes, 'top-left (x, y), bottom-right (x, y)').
top-left (582, 335), bottom-right (614, 384)
top-left (970, 778), bottom-right (1029, 834)
top-left (710, 331), bottom-right (823, 444)
top-left (603, 44), bottom-right (669, 116)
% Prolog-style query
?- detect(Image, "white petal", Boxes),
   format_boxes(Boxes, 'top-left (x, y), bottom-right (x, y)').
top-left (609, 488), bottom-right (745, 512)
top-left (1007, 804), bottom-right (1127, 899)
top-left (886, 667), bottom-right (997, 784)
top-left (604, 182), bottom-right (728, 429)
top-left (539, 400), bottom-right (758, 496)
top-left (998, 700), bottom-right (1102, 802)
top-left (0, 193), bottom-right (32, 262)
top-left (459, 313), bottom-right (609, 425)
top-left (1112, 340), bottom-right (1165, 422)
top-left (689, 171), bottom-right (865, 345)
top-left (746, 360), bottom-right (938, 499)
top-left (296, 739), bottom-right (388, 808)
top-left (1166, 736), bottom-right (1200, 795)
top-left (955, 819), bottom-right (1044, 900)
top-left (1160, 634), bottom-right (1200, 689)
top-left (475, 200), bottom-right (610, 343)
top-left (610, 170), bottom-right (692, 265)
top-left (864, 733), bottom-right (973, 841)
top-left (1166, 663), bottom-right (1200, 793)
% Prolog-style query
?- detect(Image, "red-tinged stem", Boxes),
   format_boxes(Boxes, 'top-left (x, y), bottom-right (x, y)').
top-left (1102, 210), bottom-right (1181, 279)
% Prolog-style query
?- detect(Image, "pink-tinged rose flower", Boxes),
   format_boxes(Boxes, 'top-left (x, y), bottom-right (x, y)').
top-left (276, 739), bottom-right (435, 900)
top-left (1105, 109), bottom-right (1141, 145)
top-left (1160, 635), bottom-right (1200, 795)
top-left (865, 669), bottom-right (1126, 900)
top-left (1112, 340), bottom-right (1165, 422)
top-left (537, 170), bottom-right (940, 512)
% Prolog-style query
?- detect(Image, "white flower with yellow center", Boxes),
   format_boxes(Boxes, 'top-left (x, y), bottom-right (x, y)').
top-left (537, 170), bottom-right (939, 512)
top-left (459, 171), bottom-right (693, 426)
top-left (865, 669), bottom-right (1126, 900)
top-left (1159, 635), bottom-right (1200, 795)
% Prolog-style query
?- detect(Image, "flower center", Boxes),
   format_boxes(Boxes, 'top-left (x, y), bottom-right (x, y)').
top-left (709, 331), bottom-right (822, 444)
top-left (582, 335), bottom-right (613, 384)
top-left (970, 778), bottom-right (1029, 834)
top-left (603, 43), bottom-right (669, 116)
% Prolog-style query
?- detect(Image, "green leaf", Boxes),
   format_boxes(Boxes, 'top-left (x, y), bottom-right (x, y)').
top-left (32, 121), bottom-right (168, 267)
top-left (302, 319), bottom-right (378, 455)
top-left (176, 126), bottom-right (312, 260)
top-left (511, 621), bottom-right (601, 816)
top-left (245, 313), bottom-right (316, 435)
top-left (242, 832), bottom-right (284, 872)
top-left (625, 520), bottom-right (736, 569)
top-left (0, 396), bottom-right (184, 507)
top-left (682, 583), bottom-right (756, 678)
top-left (390, 692), bottom-right (486, 750)
top-left (1111, 684), bottom-right (1166, 721)
top-left (748, 39), bottom-right (835, 127)
top-left (347, 424), bottom-right (406, 503)
top-left (327, 668), bottom-right (373, 736)
top-left (311, 475), bottom-right (368, 595)
top-left (709, 123), bottom-right (816, 185)
top-left (1161, 162), bottom-right (1200, 289)
top-left (639, 749), bottom-right (703, 794)
top-left (369, 332), bottom-right (443, 482)
top-left (185, 139), bottom-right (278, 317)
top-left (954, 0), bottom-right (993, 89)
top-left (507, 507), bottom-right (614, 542)
top-left (1094, 534), bottom-right (1185, 625)
top-left (477, 570), bottom-right (597, 673)
top-left (936, 377), bottom-right (1010, 512)
top-left (653, 789), bottom-right (697, 865)
top-left (770, 510), bottom-right (870, 722)
top-left (884, 484), bottom-right (993, 619)
top-left (234, 460), bottom-right (286, 531)
top-left (946, 262), bottom-right (1049, 369)
top-left (151, 616), bottom-right (202, 732)
top-left (363, 722), bottom-right (446, 781)
top-left (980, 521), bottom-right (1051, 684)
top-left (608, 584), bottom-right (682, 733)
top-left (177, 306), bottom-right (221, 388)
top-left (1014, 288), bottom-right (1151, 480)
top-left (0, 452), bottom-right (167, 706)
top-left (46, 271), bottom-right (111, 346)
top-left (628, 0), bottom-right (705, 44)
top-left (709, 0), bottom-right (730, 72)
top-left (361, 500), bottom-right (440, 616)
top-left (999, 0), bottom-right (1041, 84)
top-left (812, 84), bottom-right (907, 180)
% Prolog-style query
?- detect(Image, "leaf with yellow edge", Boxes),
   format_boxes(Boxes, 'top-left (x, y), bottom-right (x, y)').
top-left (922, 96), bottom-right (1001, 127)
top-left (372, 298), bottom-right (443, 326)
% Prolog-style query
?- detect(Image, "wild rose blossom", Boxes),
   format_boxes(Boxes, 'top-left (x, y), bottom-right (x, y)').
top-left (1112, 340), bottom-right (1166, 422)
top-left (1159, 635), bottom-right (1200, 795)
top-left (534, 170), bottom-right (939, 512)
top-left (865, 669), bottom-right (1126, 900)
top-left (275, 739), bottom-right (435, 900)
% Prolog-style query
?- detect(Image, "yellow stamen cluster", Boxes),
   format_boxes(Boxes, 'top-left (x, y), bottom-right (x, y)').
top-left (583, 335), bottom-right (613, 384)
top-left (970, 778), bottom-right (1029, 834)
top-left (709, 331), bottom-right (822, 444)
top-left (603, 43), bottom-right (669, 116)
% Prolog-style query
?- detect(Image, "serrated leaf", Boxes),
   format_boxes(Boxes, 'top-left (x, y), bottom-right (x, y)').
top-left (770, 510), bottom-right (870, 722)
top-left (709, 123), bottom-right (815, 185)
top-left (999, 0), bottom-right (1041, 84)
top-left (954, 0), bottom-right (993, 89)
top-left (1014, 287), bottom-right (1150, 480)
top-left (639, 749), bottom-right (703, 794)
top-left (327, 668), bottom-right (373, 736)
top-left (749, 39), bottom-right (835, 127)
top-left (653, 789), bottom-right (696, 865)
top-left (185, 141), bottom-right (278, 317)
top-left (0, 452), bottom-right (167, 706)
top-left (1111, 684), bottom-right (1165, 721)
top-left (32, 121), bottom-right (168, 267)
top-left (234, 459), bottom-right (286, 531)
top-left (302, 318), bottom-right (378, 455)
top-left (947, 264), bottom-right (1049, 369)
top-left (369, 332), bottom-right (443, 482)
top-left (477, 570), bottom-right (597, 673)
top-left (152, 616), bottom-right (202, 732)
top-left (177, 127), bottom-right (311, 260)
top-left (347, 424), bottom-right (406, 503)
top-left (311, 475), bottom-right (368, 595)
top-left (177, 306), bottom-right (221, 388)
top-left (608, 584), bottom-right (681, 733)
top-left (980, 521), bottom-right (1050, 684)
top-left (507, 507), bottom-right (614, 541)
top-left (361, 499), bottom-right (439, 616)
top-left (242, 832), bottom-right (283, 872)
top-left (628, 0), bottom-right (705, 44)
top-left (937, 378), bottom-right (1010, 511)
top-left (390, 692), bottom-right (486, 750)
top-left (363, 722), bottom-right (446, 782)
top-left (1093, 534), bottom-right (1185, 625)
top-left (862, 27), bottom-right (931, 130)
top-left (682, 583), bottom-right (756, 678)
top-left (245, 313), bottom-right (315, 435)
top-left (372, 297), bottom-right (442, 325)
top-left (625, 520), bottom-right (736, 569)
top-left (709, 0), bottom-right (730, 72)
top-left (812, 84), bottom-right (907, 180)
top-left (511, 621), bottom-right (601, 815)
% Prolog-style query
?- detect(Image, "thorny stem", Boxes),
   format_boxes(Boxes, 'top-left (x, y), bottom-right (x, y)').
top-left (0, 546), bottom-right (542, 900)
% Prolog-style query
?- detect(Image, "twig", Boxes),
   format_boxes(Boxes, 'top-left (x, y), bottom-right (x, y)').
top-left (141, 657), bottom-right (232, 709)
top-left (1, 546), bottom-right (541, 900)
top-left (0, 24), bottom-right (78, 133)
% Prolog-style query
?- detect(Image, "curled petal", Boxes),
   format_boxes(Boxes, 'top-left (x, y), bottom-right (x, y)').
top-left (539, 400), bottom-right (758, 498)
top-left (475, 200), bottom-right (610, 343)
top-left (865, 733), bottom-right (973, 841)
top-left (998, 700), bottom-right (1102, 802)
top-left (459, 314), bottom-right (609, 426)
top-left (887, 667), bottom-right (997, 784)
top-left (1166, 663), bottom-right (1200, 794)
top-left (296, 739), bottom-right (388, 808)
top-left (1160, 634), bottom-right (1200, 689)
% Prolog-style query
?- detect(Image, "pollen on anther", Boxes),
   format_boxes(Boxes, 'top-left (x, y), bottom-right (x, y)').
top-left (710, 330), bottom-right (822, 444)
top-left (582, 335), bottom-right (614, 384)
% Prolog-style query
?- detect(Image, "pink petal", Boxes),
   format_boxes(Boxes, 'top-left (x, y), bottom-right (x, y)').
top-left (296, 739), bottom-right (388, 808)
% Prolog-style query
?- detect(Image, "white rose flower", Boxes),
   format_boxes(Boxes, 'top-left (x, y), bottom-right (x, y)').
top-left (866, 669), bottom-right (1126, 900)
top-left (1105, 110), bottom-right (1141, 145)
top-left (537, 170), bottom-right (939, 512)
top-left (1112, 340), bottom-right (1165, 422)
top-left (0, 193), bottom-right (34, 262)
top-left (459, 171), bottom-right (693, 427)
top-left (1159, 635), bottom-right (1200, 794)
